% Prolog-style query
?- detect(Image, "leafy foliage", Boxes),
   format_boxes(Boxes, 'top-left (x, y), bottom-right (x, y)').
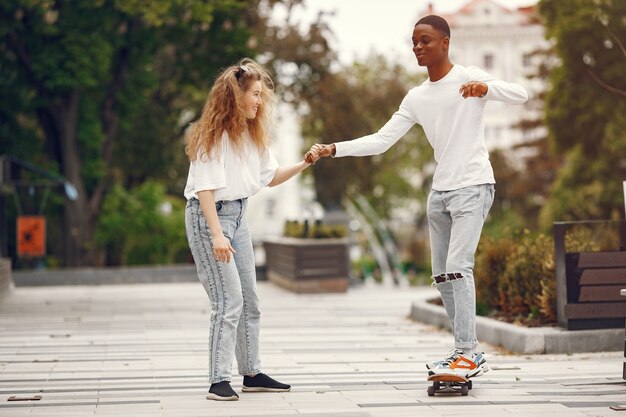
top-left (474, 221), bottom-right (622, 326)
top-left (95, 181), bottom-right (187, 265)
top-left (283, 220), bottom-right (346, 238)
top-left (303, 55), bottom-right (431, 215)
top-left (482, 46), bottom-right (563, 234)
top-left (0, 0), bottom-right (298, 265)
top-left (474, 230), bottom-right (556, 325)
top-left (255, 5), bottom-right (432, 214)
top-left (538, 0), bottom-right (626, 225)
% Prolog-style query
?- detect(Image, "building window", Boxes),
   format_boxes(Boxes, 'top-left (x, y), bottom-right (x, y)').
top-left (522, 53), bottom-right (532, 67)
top-left (484, 53), bottom-right (494, 69)
top-left (266, 198), bottom-right (276, 218)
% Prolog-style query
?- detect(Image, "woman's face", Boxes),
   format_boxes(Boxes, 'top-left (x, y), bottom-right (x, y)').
top-left (243, 80), bottom-right (263, 119)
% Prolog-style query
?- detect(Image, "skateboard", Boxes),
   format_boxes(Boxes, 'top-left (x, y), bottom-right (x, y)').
top-left (426, 372), bottom-right (473, 396)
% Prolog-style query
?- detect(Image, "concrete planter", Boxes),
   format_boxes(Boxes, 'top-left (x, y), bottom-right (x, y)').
top-left (410, 291), bottom-right (623, 354)
top-left (263, 237), bottom-right (349, 293)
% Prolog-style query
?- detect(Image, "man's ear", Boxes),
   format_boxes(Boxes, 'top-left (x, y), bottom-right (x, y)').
top-left (442, 37), bottom-right (450, 50)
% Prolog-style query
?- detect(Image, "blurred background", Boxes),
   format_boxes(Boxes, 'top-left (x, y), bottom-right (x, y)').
top-left (0, 0), bottom-right (625, 316)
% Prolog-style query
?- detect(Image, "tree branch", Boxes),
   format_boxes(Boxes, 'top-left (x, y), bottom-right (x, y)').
top-left (89, 20), bottom-right (137, 214)
top-left (5, 32), bottom-right (49, 96)
top-left (606, 27), bottom-right (626, 58)
top-left (586, 69), bottom-right (626, 98)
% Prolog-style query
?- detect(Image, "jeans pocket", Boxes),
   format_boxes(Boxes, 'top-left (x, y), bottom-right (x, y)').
top-left (449, 186), bottom-right (481, 216)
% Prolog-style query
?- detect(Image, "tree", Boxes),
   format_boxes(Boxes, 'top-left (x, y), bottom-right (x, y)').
top-left (301, 55), bottom-right (431, 217)
top-left (1, 0), bottom-right (428, 266)
top-left (253, 5), bottom-right (431, 216)
top-left (0, 0), bottom-right (278, 265)
top-left (484, 47), bottom-right (562, 234)
top-left (538, 0), bottom-right (626, 225)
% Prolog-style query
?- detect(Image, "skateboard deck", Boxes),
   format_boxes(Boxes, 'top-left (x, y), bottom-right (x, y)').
top-left (426, 372), bottom-right (472, 396)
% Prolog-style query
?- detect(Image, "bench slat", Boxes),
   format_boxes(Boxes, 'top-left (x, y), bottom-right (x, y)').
top-left (580, 269), bottom-right (626, 285)
top-left (564, 302), bottom-right (626, 319)
top-left (578, 252), bottom-right (626, 268)
top-left (579, 285), bottom-right (626, 302)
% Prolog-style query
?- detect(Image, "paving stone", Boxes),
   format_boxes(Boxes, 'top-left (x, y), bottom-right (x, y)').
top-left (0, 281), bottom-right (623, 417)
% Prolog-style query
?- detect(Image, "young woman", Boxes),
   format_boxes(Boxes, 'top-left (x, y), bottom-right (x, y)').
top-left (184, 58), bottom-right (310, 401)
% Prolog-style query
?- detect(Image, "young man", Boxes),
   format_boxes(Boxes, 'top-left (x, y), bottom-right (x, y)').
top-left (305, 15), bottom-right (528, 378)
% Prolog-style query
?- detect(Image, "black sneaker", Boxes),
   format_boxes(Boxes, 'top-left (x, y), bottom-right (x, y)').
top-left (242, 373), bottom-right (291, 392)
top-left (206, 381), bottom-right (239, 401)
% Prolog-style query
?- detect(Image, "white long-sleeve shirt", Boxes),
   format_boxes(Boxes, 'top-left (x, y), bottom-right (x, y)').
top-left (334, 64), bottom-right (528, 191)
top-left (184, 132), bottom-right (279, 201)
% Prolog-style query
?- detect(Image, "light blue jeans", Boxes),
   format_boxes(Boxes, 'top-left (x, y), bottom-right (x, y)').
top-left (427, 184), bottom-right (495, 353)
top-left (185, 198), bottom-right (262, 384)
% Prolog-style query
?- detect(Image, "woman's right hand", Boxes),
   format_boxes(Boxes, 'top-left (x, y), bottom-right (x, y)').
top-left (212, 233), bottom-right (236, 263)
top-left (305, 143), bottom-right (335, 164)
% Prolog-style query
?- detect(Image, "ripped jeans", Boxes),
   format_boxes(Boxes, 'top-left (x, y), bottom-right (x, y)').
top-left (427, 184), bottom-right (495, 353)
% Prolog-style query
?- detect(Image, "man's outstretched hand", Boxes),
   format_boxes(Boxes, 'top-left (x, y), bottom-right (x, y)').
top-left (304, 143), bottom-right (335, 165)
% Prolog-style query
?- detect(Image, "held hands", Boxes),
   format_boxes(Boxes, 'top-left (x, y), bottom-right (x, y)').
top-left (304, 143), bottom-right (335, 165)
top-left (213, 233), bottom-right (236, 263)
top-left (459, 81), bottom-right (488, 99)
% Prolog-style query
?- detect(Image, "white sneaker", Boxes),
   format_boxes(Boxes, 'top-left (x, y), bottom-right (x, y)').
top-left (468, 352), bottom-right (489, 377)
top-left (430, 351), bottom-right (488, 379)
top-left (425, 348), bottom-right (464, 370)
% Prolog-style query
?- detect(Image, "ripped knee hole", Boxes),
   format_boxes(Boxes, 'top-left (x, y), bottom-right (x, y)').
top-left (433, 272), bottom-right (464, 284)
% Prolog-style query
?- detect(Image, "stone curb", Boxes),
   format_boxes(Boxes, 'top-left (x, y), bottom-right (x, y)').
top-left (410, 296), bottom-right (623, 354)
top-left (12, 264), bottom-right (269, 286)
top-left (12, 264), bottom-right (200, 286)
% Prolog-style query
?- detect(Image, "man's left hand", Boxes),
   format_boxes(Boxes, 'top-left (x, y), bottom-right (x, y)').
top-left (459, 81), bottom-right (488, 98)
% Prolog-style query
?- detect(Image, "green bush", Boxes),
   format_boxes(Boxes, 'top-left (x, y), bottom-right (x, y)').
top-left (475, 229), bottom-right (556, 325)
top-left (95, 181), bottom-right (188, 265)
top-left (564, 223), bottom-right (619, 252)
top-left (352, 255), bottom-right (379, 282)
top-left (475, 223), bottom-right (623, 325)
top-left (502, 231), bottom-right (555, 320)
top-left (474, 233), bottom-right (517, 314)
top-left (283, 220), bottom-right (347, 238)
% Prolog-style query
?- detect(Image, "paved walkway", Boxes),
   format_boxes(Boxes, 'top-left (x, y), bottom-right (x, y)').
top-left (0, 282), bottom-right (623, 416)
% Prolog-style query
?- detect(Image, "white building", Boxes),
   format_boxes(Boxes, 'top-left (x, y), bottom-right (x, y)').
top-left (428, 0), bottom-right (549, 149)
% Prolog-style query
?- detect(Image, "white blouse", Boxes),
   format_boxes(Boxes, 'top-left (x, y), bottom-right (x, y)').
top-left (184, 132), bottom-right (279, 201)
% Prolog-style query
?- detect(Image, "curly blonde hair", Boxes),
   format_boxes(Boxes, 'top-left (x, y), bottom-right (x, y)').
top-left (185, 58), bottom-right (276, 161)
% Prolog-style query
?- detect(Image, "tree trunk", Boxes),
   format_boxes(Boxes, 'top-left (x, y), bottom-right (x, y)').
top-left (48, 92), bottom-right (95, 266)
top-left (39, 44), bottom-right (129, 266)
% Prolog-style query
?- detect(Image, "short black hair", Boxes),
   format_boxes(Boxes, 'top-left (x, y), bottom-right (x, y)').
top-left (415, 15), bottom-right (450, 38)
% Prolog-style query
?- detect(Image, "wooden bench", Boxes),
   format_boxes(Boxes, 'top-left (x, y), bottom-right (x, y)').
top-left (553, 220), bottom-right (626, 330)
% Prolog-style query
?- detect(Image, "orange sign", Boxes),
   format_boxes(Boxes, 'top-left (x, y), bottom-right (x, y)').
top-left (17, 216), bottom-right (46, 257)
